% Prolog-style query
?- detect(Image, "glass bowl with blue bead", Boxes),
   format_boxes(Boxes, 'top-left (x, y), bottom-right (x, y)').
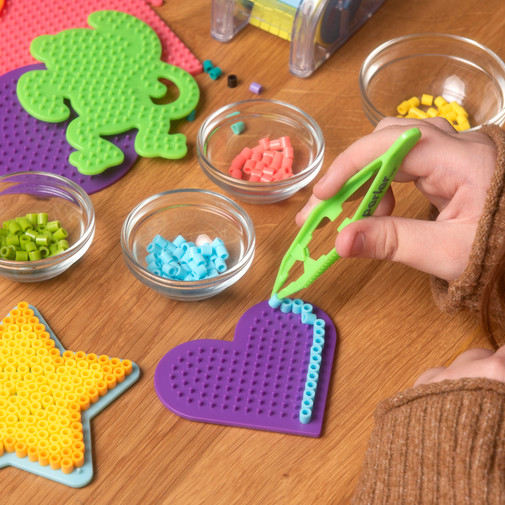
top-left (121, 188), bottom-right (256, 301)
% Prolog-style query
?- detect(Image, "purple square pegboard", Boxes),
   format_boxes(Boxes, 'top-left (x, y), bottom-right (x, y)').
top-left (154, 301), bottom-right (337, 437)
top-left (0, 64), bottom-right (138, 194)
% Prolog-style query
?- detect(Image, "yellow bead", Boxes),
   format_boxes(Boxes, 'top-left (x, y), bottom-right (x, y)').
top-left (421, 94), bottom-right (433, 106)
top-left (434, 96), bottom-right (448, 108)
top-left (397, 100), bottom-right (410, 115)
top-left (407, 96), bottom-right (420, 108)
top-left (409, 106), bottom-right (429, 119)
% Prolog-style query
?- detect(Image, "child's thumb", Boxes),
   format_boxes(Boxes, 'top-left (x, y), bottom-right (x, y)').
top-left (334, 216), bottom-right (468, 281)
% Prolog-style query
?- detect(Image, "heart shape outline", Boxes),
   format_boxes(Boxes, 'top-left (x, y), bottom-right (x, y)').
top-left (154, 301), bottom-right (337, 437)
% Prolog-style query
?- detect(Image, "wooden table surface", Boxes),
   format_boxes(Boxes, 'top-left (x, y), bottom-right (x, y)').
top-left (2, 1), bottom-right (504, 503)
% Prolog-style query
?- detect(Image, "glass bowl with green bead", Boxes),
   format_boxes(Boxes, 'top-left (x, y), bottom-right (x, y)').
top-left (0, 172), bottom-right (95, 282)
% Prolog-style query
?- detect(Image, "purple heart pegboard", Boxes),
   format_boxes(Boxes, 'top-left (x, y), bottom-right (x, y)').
top-left (154, 301), bottom-right (337, 437)
top-left (0, 64), bottom-right (138, 194)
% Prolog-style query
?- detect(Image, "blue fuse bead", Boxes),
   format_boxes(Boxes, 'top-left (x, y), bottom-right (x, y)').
top-left (172, 247), bottom-right (185, 261)
top-left (159, 249), bottom-right (173, 264)
top-left (203, 59), bottom-right (214, 73)
top-left (207, 268), bottom-right (219, 278)
top-left (190, 247), bottom-right (206, 266)
top-left (268, 294), bottom-right (283, 309)
top-left (152, 234), bottom-right (169, 250)
top-left (162, 262), bottom-right (179, 277)
top-left (301, 312), bottom-right (317, 325)
top-left (209, 67), bottom-right (223, 80)
top-left (299, 408), bottom-right (312, 424)
top-left (173, 235), bottom-right (186, 248)
top-left (192, 263), bottom-right (208, 280)
top-left (198, 244), bottom-right (213, 257)
top-left (213, 257), bottom-right (227, 273)
top-left (291, 299), bottom-right (304, 314)
top-left (280, 299), bottom-right (292, 313)
top-left (145, 252), bottom-right (158, 266)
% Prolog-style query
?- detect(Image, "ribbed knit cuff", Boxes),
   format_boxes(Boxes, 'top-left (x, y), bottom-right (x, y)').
top-left (351, 378), bottom-right (505, 505)
top-left (431, 124), bottom-right (505, 313)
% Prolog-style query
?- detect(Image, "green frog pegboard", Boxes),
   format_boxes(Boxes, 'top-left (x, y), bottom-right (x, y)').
top-left (17, 10), bottom-right (200, 176)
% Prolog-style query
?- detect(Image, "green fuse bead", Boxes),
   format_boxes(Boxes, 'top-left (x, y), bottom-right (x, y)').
top-left (49, 244), bottom-right (60, 256)
top-left (58, 239), bottom-right (69, 251)
top-left (8, 221), bottom-right (22, 236)
top-left (39, 246), bottom-right (50, 258)
top-left (37, 213), bottom-right (48, 226)
top-left (0, 246), bottom-right (15, 259)
top-left (46, 221), bottom-right (61, 233)
top-left (28, 250), bottom-right (42, 261)
top-left (53, 228), bottom-right (68, 241)
top-left (24, 229), bottom-right (37, 240)
top-left (6, 235), bottom-right (20, 247)
top-left (0, 228), bottom-right (7, 237)
top-left (26, 213), bottom-right (37, 225)
top-left (15, 250), bottom-right (29, 261)
top-left (15, 217), bottom-right (32, 232)
top-left (35, 235), bottom-right (49, 247)
top-left (37, 224), bottom-right (47, 232)
top-left (24, 241), bottom-right (37, 253)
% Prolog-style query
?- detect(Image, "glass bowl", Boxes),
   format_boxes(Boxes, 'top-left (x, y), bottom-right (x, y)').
top-left (197, 99), bottom-right (325, 204)
top-left (121, 189), bottom-right (256, 301)
top-left (360, 33), bottom-right (505, 131)
top-left (0, 171), bottom-right (95, 282)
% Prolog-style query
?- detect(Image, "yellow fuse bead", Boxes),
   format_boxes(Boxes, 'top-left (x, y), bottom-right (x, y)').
top-left (434, 96), bottom-right (448, 108)
top-left (15, 441), bottom-right (27, 458)
top-left (409, 107), bottom-right (429, 119)
top-left (61, 457), bottom-right (74, 474)
top-left (407, 96), bottom-right (420, 108)
top-left (421, 94), bottom-right (433, 106)
top-left (27, 446), bottom-right (38, 462)
top-left (38, 449), bottom-right (50, 466)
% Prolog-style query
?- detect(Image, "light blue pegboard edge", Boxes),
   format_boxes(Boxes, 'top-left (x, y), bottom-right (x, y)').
top-left (0, 305), bottom-right (140, 488)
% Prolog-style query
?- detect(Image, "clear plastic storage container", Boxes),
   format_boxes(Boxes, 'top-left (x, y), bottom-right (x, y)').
top-left (211, 0), bottom-right (385, 78)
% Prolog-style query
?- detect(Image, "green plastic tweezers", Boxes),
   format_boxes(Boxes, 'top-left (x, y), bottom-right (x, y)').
top-left (271, 127), bottom-right (422, 300)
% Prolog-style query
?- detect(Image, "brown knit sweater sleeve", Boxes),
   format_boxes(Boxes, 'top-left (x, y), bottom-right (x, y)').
top-left (351, 378), bottom-right (505, 505)
top-left (431, 124), bottom-right (505, 314)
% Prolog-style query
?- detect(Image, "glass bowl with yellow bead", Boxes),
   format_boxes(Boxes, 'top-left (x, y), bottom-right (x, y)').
top-left (360, 33), bottom-right (505, 131)
top-left (0, 172), bottom-right (95, 282)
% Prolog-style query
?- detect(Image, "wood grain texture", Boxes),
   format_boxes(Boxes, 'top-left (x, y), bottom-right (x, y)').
top-left (0, 1), bottom-right (502, 503)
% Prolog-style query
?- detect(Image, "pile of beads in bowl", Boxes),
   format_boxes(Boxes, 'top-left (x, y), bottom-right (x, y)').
top-left (396, 94), bottom-right (471, 131)
top-left (396, 94), bottom-right (470, 131)
top-left (0, 214), bottom-right (69, 261)
top-left (145, 234), bottom-right (230, 281)
top-left (228, 136), bottom-right (294, 182)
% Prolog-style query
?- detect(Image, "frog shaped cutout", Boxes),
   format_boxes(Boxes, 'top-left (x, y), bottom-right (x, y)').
top-left (16, 10), bottom-right (200, 176)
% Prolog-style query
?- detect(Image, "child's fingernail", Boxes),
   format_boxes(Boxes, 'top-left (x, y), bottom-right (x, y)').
top-left (349, 232), bottom-right (365, 256)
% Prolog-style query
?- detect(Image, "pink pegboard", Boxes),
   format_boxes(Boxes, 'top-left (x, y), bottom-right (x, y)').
top-left (0, 0), bottom-right (202, 76)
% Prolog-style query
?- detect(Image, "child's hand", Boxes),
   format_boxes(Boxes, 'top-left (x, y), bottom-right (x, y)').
top-left (297, 118), bottom-right (497, 281)
top-left (414, 345), bottom-right (505, 385)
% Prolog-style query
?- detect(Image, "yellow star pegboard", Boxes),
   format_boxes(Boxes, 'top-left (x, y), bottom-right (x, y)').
top-left (0, 302), bottom-right (140, 487)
